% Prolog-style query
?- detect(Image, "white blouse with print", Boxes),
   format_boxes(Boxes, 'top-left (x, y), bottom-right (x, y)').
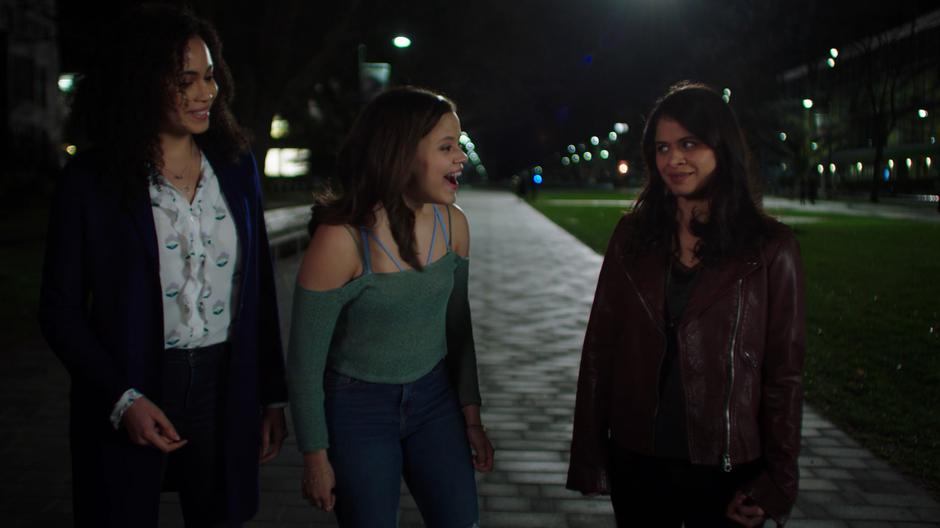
top-left (150, 155), bottom-right (240, 350)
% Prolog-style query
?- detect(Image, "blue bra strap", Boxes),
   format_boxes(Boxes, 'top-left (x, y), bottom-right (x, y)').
top-left (434, 205), bottom-right (452, 251)
top-left (358, 227), bottom-right (373, 274)
top-left (369, 231), bottom-right (405, 272)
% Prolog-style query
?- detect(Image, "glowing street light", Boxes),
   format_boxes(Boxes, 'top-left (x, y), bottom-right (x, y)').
top-left (392, 36), bottom-right (412, 48)
top-left (270, 114), bottom-right (289, 139)
top-left (827, 58), bottom-right (836, 68)
top-left (917, 108), bottom-right (928, 119)
top-left (617, 161), bottom-right (629, 175)
top-left (613, 122), bottom-right (629, 134)
top-left (802, 98), bottom-right (814, 109)
top-left (829, 48), bottom-right (839, 58)
top-left (590, 136), bottom-right (600, 146)
top-left (58, 73), bottom-right (76, 93)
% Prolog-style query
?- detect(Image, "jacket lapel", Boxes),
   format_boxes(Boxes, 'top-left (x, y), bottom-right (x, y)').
top-left (683, 248), bottom-right (762, 319)
top-left (621, 249), bottom-right (668, 331)
top-left (128, 184), bottom-right (159, 272)
top-left (209, 151), bottom-right (251, 325)
top-left (210, 151), bottom-right (251, 262)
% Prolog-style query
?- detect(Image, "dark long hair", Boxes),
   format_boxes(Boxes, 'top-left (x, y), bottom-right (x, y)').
top-left (68, 3), bottom-right (247, 197)
top-left (311, 86), bottom-right (457, 270)
top-left (630, 81), bottom-right (767, 263)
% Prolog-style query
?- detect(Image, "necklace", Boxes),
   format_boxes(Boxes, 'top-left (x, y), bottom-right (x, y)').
top-left (161, 142), bottom-right (202, 197)
top-left (161, 140), bottom-right (200, 181)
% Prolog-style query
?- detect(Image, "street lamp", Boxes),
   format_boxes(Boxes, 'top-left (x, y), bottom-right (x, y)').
top-left (917, 108), bottom-right (928, 119)
top-left (57, 73), bottom-right (76, 93)
top-left (829, 48), bottom-right (839, 58)
top-left (392, 36), bottom-right (412, 48)
top-left (802, 98), bottom-right (814, 109)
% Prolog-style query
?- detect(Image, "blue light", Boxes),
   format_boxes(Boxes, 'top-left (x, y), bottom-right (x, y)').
top-left (533, 175), bottom-right (543, 185)
top-left (883, 168), bottom-right (890, 181)
top-left (583, 55), bottom-right (593, 64)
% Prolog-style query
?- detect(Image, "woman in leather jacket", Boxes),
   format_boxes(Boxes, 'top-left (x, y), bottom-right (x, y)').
top-left (567, 82), bottom-right (805, 527)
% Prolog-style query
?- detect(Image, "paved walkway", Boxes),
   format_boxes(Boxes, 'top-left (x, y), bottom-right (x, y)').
top-left (3, 189), bottom-right (938, 527)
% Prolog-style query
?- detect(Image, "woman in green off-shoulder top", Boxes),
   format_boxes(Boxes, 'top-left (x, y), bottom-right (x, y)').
top-left (287, 86), bottom-right (493, 528)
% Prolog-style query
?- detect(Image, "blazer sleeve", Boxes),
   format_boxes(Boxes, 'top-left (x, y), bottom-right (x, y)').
top-left (248, 153), bottom-right (289, 406)
top-left (744, 229), bottom-right (806, 526)
top-left (566, 216), bottom-right (630, 495)
top-left (38, 159), bottom-right (130, 405)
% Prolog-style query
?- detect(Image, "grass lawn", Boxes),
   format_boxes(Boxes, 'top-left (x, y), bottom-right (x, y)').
top-left (529, 189), bottom-right (940, 496)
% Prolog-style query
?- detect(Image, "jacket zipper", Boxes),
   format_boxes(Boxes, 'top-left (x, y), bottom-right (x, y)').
top-left (722, 278), bottom-right (744, 473)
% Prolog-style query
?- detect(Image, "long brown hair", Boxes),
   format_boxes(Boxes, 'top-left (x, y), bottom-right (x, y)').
top-left (630, 81), bottom-right (767, 263)
top-left (311, 86), bottom-right (457, 270)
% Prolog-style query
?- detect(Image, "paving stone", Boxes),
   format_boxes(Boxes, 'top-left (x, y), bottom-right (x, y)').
top-left (801, 478), bottom-right (841, 491)
top-left (505, 471), bottom-right (568, 485)
top-left (787, 521), bottom-right (850, 528)
top-left (565, 514), bottom-right (618, 528)
top-left (480, 511), bottom-right (569, 528)
top-left (823, 504), bottom-right (920, 522)
top-left (813, 468), bottom-right (855, 480)
top-left (554, 499), bottom-right (615, 514)
top-left (485, 496), bottom-right (532, 511)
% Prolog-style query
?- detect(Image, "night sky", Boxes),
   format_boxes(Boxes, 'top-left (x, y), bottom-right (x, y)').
top-left (57, 0), bottom-right (937, 179)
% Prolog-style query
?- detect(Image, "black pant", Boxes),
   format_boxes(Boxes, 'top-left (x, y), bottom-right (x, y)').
top-left (161, 343), bottom-right (235, 528)
top-left (609, 447), bottom-right (764, 528)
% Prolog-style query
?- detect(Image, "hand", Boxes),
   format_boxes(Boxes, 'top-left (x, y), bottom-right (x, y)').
top-left (302, 451), bottom-right (336, 512)
top-left (121, 396), bottom-right (187, 453)
top-left (466, 425), bottom-right (495, 472)
top-left (726, 491), bottom-right (766, 527)
top-left (259, 407), bottom-right (287, 463)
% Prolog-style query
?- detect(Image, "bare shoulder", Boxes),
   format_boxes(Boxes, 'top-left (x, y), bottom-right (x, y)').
top-left (445, 203), bottom-right (471, 257)
top-left (297, 224), bottom-right (362, 291)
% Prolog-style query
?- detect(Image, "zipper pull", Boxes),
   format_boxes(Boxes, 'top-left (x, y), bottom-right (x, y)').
top-left (722, 454), bottom-right (732, 473)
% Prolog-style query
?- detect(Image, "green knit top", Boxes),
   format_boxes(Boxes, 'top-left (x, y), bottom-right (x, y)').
top-left (286, 251), bottom-right (481, 452)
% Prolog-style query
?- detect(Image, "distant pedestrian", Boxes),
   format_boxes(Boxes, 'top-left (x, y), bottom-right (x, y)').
top-left (567, 81), bottom-right (806, 527)
top-left (287, 86), bottom-right (493, 527)
top-left (39, 5), bottom-right (287, 526)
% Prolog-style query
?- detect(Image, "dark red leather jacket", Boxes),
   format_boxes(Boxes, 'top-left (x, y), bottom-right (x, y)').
top-left (567, 215), bottom-right (805, 525)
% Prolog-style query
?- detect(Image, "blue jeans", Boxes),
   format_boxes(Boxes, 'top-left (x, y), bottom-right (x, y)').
top-left (325, 361), bottom-right (479, 528)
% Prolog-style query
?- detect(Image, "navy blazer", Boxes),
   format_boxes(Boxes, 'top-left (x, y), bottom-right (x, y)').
top-left (39, 147), bottom-right (287, 526)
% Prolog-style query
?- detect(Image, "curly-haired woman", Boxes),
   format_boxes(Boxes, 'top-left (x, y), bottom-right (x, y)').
top-left (39, 5), bottom-right (287, 526)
